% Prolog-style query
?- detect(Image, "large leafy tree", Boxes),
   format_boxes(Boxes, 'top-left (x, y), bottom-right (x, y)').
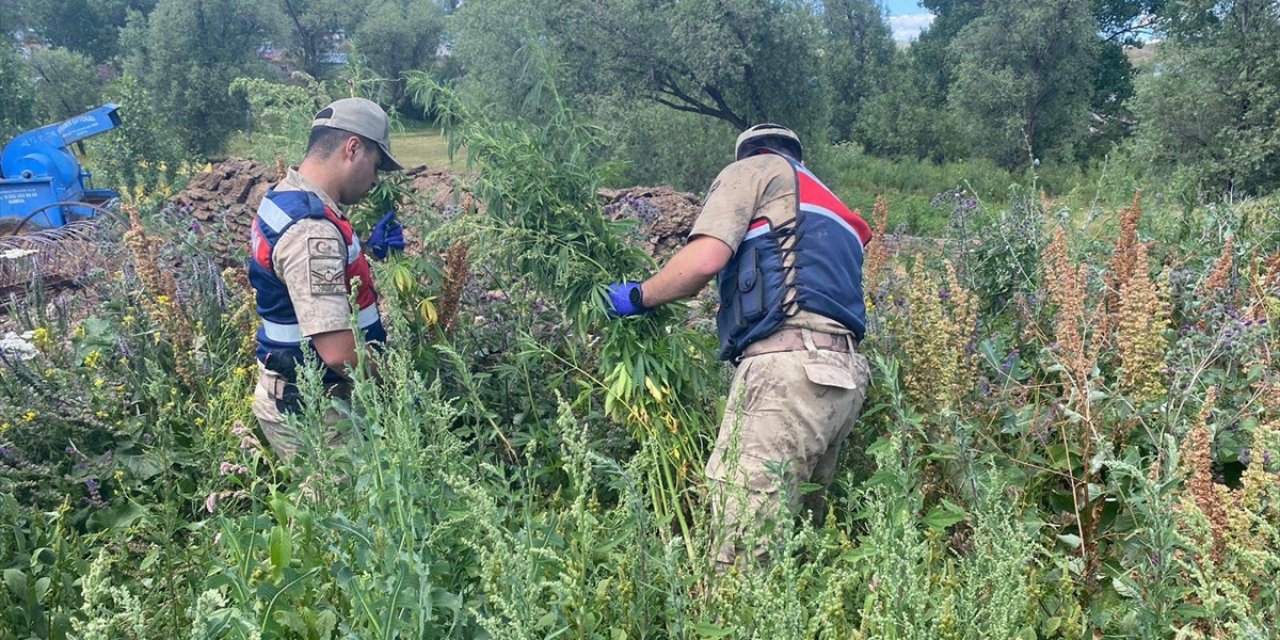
top-left (824, 0), bottom-right (896, 142)
top-left (27, 47), bottom-right (103, 122)
top-left (453, 0), bottom-right (831, 139)
top-left (1078, 0), bottom-right (1168, 157)
top-left (947, 0), bottom-right (1099, 169)
top-left (853, 0), bottom-right (982, 161)
top-left (123, 0), bottom-right (274, 156)
top-left (14, 0), bottom-right (156, 62)
top-left (354, 0), bottom-right (446, 109)
top-left (0, 44), bottom-right (36, 142)
top-left (1129, 0), bottom-right (1280, 195)
top-left (276, 0), bottom-right (364, 78)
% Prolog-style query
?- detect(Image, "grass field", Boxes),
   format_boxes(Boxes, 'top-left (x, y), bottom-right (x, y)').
top-left (222, 122), bottom-right (465, 170)
top-left (390, 122), bottom-right (465, 170)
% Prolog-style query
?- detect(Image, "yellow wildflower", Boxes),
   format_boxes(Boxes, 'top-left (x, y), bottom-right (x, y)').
top-left (72, 325), bottom-right (86, 339)
top-left (22, 411), bottom-right (36, 422)
top-left (157, 295), bottom-right (171, 306)
top-left (32, 327), bottom-right (52, 352)
top-left (84, 351), bottom-right (103, 368)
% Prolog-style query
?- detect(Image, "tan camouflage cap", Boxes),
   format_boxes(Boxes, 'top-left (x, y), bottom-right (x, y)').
top-left (312, 97), bottom-right (404, 172)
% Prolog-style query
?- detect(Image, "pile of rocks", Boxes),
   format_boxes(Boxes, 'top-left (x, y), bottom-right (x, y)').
top-left (599, 186), bottom-right (702, 261)
top-left (167, 157), bottom-right (281, 267)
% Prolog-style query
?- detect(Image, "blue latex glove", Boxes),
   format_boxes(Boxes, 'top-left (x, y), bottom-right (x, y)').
top-left (605, 281), bottom-right (648, 317)
top-left (367, 209), bottom-right (405, 260)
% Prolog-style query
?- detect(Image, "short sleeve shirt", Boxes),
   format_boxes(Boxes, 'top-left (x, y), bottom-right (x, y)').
top-left (689, 154), bottom-right (850, 336)
top-left (270, 169), bottom-right (354, 338)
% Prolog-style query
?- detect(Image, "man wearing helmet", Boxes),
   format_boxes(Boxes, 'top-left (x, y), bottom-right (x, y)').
top-left (605, 124), bottom-right (873, 570)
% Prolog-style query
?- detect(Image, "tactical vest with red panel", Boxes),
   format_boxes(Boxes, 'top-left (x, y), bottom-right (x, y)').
top-left (715, 154), bottom-right (872, 361)
top-left (248, 190), bottom-right (386, 380)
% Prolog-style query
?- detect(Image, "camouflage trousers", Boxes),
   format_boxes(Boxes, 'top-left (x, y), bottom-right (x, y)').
top-left (251, 363), bottom-right (349, 461)
top-left (705, 329), bottom-right (871, 570)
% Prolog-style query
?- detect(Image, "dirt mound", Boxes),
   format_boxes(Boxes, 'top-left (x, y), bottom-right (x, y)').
top-left (405, 165), bottom-right (479, 217)
top-left (169, 157), bottom-right (281, 266)
top-left (598, 186), bottom-right (702, 260)
top-left (168, 159), bottom-right (703, 267)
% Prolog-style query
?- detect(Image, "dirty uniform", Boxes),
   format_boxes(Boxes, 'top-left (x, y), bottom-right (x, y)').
top-left (692, 153), bottom-right (873, 568)
top-left (248, 169), bottom-right (385, 460)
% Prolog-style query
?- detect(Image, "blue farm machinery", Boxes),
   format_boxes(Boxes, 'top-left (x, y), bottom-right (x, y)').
top-left (0, 105), bottom-right (123, 295)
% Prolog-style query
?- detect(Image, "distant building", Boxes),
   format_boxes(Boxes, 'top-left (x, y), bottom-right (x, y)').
top-left (319, 51), bottom-right (349, 66)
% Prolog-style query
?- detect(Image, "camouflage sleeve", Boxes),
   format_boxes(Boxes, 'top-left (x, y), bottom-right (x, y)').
top-left (273, 219), bottom-right (353, 338)
top-left (689, 155), bottom-right (790, 255)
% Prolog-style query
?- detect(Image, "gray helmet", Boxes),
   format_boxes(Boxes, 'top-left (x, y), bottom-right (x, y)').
top-left (735, 123), bottom-right (802, 162)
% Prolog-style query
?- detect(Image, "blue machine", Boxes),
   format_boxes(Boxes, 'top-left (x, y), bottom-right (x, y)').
top-left (0, 104), bottom-right (121, 230)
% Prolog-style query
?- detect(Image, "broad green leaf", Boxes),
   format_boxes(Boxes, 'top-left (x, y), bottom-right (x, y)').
top-left (923, 504), bottom-right (966, 530)
top-left (269, 526), bottom-right (292, 570)
top-left (3, 568), bottom-right (27, 596)
top-left (692, 622), bottom-right (735, 638)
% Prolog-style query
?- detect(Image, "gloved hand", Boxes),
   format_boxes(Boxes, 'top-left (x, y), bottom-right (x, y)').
top-left (605, 281), bottom-right (649, 318)
top-left (367, 209), bottom-right (405, 260)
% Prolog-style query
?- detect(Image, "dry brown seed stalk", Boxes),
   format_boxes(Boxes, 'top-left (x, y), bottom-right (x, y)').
top-left (862, 196), bottom-right (891, 295)
top-left (1104, 192), bottom-right (1143, 337)
top-left (1181, 386), bottom-right (1228, 564)
top-left (1202, 235), bottom-right (1235, 298)
top-left (1043, 227), bottom-right (1090, 390)
top-left (1116, 241), bottom-right (1168, 403)
top-left (438, 240), bottom-right (469, 336)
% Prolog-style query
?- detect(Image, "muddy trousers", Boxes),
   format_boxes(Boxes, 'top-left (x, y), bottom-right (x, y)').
top-left (705, 333), bottom-right (871, 570)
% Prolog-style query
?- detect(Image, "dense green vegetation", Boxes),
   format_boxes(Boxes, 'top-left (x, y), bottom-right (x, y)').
top-left (2, 1), bottom-right (1279, 638)
top-left (4, 0), bottom-right (1280, 204)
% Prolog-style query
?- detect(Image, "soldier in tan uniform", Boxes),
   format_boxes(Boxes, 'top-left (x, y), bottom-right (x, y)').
top-left (248, 98), bottom-right (404, 460)
top-left (606, 124), bottom-right (874, 569)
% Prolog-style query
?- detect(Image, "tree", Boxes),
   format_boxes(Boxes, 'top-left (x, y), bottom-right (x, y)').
top-left (0, 44), bottom-right (36, 142)
top-left (124, 0), bottom-right (274, 156)
top-left (1092, 0), bottom-right (1167, 44)
top-left (84, 74), bottom-right (187, 194)
top-left (27, 47), bottom-right (103, 121)
top-left (277, 0), bottom-right (363, 78)
top-left (354, 0), bottom-right (446, 109)
top-left (0, 0), bottom-right (23, 33)
top-left (823, 0), bottom-right (896, 142)
top-left (453, 0), bottom-right (831, 139)
top-left (1076, 0), bottom-right (1169, 158)
top-left (947, 0), bottom-right (1099, 169)
top-left (17, 0), bottom-right (156, 62)
top-left (1129, 0), bottom-right (1280, 195)
top-left (855, 50), bottom-right (961, 161)
top-left (851, 0), bottom-right (982, 162)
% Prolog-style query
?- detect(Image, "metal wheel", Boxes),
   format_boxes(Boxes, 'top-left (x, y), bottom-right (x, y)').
top-left (1, 201), bottom-right (123, 237)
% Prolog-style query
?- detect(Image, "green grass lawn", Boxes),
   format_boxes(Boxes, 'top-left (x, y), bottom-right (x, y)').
top-left (390, 124), bottom-right (465, 170)
top-left (222, 123), bottom-right (464, 171)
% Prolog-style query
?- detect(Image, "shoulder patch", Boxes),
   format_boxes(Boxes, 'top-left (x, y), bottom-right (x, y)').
top-left (308, 256), bottom-right (346, 296)
top-left (308, 237), bottom-right (344, 259)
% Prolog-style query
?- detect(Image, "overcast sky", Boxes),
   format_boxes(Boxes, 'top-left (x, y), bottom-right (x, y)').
top-left (882, 0), bottom-right (935, 43)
